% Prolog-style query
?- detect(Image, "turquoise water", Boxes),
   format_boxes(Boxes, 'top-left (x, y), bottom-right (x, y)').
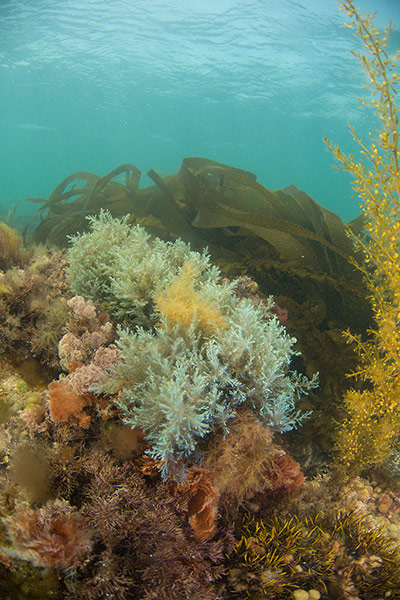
top-left (0, 0), bottom-right (399, 222)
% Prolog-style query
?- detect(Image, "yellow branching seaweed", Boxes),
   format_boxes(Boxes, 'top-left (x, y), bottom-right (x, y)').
top-left (153, 261), bottom-right (227, 334)
top-left (324, 0), bottom-right (400, 475)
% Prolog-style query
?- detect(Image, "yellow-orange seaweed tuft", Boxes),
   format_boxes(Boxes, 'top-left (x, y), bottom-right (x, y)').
top-left (154, 261), bottom-right (226, 334)
top-left (326, 1), bottom-right (400, 475)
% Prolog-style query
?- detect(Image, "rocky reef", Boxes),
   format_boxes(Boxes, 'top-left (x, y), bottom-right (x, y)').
top-left (1, 1), bottom-right (400, 599)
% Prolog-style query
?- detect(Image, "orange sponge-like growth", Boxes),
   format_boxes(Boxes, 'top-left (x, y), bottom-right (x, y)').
top-left (48, 380), bottom-right (91, 428)
top-left (186, 468), bottom-right (220, 542)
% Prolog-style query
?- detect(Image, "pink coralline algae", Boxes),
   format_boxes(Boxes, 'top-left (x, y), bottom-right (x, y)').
top-left (58, 296), bottom-right (114, 371)
top-left (66, 295), bottom-right (97, 321)
top-left (67, 345), bottom-right (120, 397)
top-left (48, 296), bottom-right (120, 427)
top-left (228, 275), bottom-right (288, 325)
top-left (268, 301), bottom-right (288, 326)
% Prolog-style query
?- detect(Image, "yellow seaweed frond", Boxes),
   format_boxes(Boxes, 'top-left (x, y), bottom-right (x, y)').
top-left (154, 261), bottom-right (227, 334)
top-left (325, 0), bottom-right (400, 475)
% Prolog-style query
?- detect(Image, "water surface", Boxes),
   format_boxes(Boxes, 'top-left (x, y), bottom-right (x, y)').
top-left (0, 0), bottom-right (399, 221)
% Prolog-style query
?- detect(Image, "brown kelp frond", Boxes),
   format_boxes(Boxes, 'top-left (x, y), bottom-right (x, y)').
top-left (178, 157), bottom-right (356, 276)
top-left (20, 157), bottom-right (360, 279)
top-left (19, 165), bottom-right (141, 245)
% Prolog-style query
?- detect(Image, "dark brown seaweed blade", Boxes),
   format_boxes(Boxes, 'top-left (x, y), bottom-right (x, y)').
top-left (17, 157), bottom-right (362, 281)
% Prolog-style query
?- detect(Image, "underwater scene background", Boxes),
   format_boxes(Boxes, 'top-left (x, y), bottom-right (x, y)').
top-left (2, 0), bottom-right (400, 599)
top-left (0, 0), bottom-right (398, 220)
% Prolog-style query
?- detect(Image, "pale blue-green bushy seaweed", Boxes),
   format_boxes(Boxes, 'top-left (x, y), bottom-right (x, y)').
top-left (67, 210), bottom-right (221, 328)
top-left (67, 211), bottom-right (317, 479)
